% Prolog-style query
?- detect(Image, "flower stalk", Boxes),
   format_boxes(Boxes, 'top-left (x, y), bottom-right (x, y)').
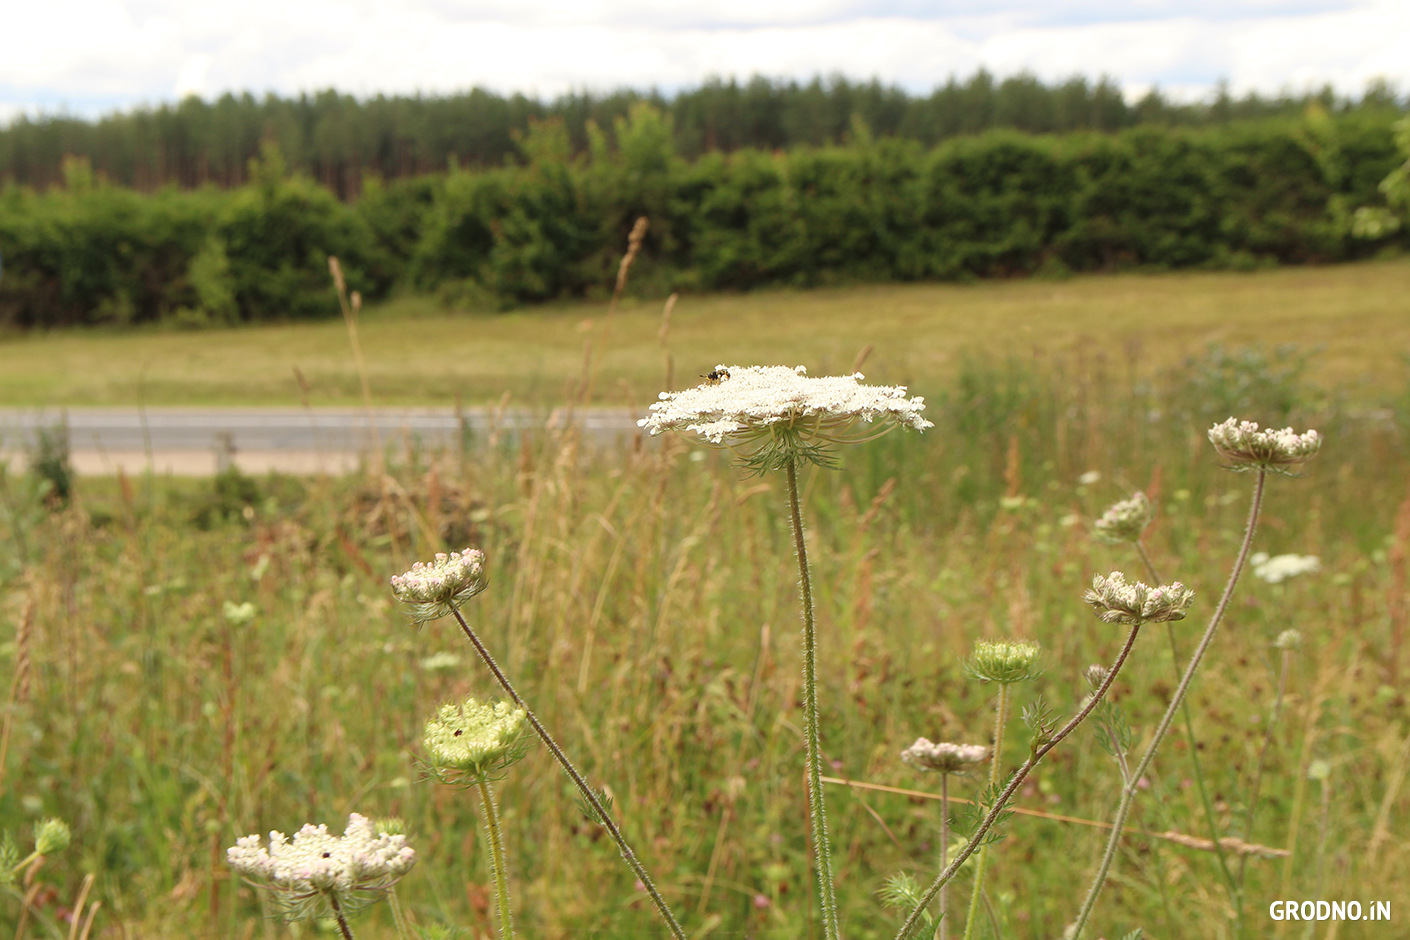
top-left (893, 622), bottom-right (1145, 940)
top-left (787, 454), bottom-right (841, 940)
top-left (1068, 468), bottom-right (1267, 939)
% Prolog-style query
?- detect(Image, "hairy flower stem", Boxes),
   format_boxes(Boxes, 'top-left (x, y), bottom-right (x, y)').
top-left (449, 606), bottom-right (687, 940)
top-left (962, 684), bottom-right (1011, 940)
top-left (938, 774), bottom-right (952, 940)
top-left (1069, 469), bottom-right (1266, 940)
top-left (785, 455), bottom-right (842, 940)
top-left (894, 623), bottom-right (1144, 940)
top-left (477, 778), bottom-right (514, 940)
top-left (329, 892), bottom-right (357, 940)
top-left (1139, 540), bottom-right (1240, 915)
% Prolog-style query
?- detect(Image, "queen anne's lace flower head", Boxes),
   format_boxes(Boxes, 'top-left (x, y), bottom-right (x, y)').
top-left (900, 738), bottom-right (990, 775)
top-left (423, 697), bottom-right (532, 784)
top-left (638, 365), bottom-right (931, 471)
top-left (1085, 571), bottom-right (1195, 626)
top-left (1208, 418), bottom-right (1321, 473)
top-left (226, 813), bottom-right (416, 921)
top-left (1250, 552), bottom-right (1320, 584)
top-left (390, 548), bottom-right (487, 621)
top-left (1093, 492), bottom-right (1154, 545)
top-left (965, 640), bottom-right (1043, 685)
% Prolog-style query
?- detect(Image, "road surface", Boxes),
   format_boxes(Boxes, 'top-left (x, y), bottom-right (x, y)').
top-left (0, 406), bottom-right (648, 475)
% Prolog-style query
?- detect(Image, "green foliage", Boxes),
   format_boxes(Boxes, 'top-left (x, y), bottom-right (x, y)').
top-left (27, 417), bottom-right (72, 508)
top-left (1, 110), bottom-right (1407, 325)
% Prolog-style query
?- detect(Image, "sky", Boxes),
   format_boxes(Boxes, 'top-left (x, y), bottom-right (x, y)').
top-left (1, 0), bottom-right (1407, 124)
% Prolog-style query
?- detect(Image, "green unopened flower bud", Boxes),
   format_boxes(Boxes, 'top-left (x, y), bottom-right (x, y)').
top-left (1093, 492), bottom-right (1154, 545)
top-left (1083, 664), bottom-right (1110, 689)
top-left (1208, 418), bottom-right (1321, 474)
top-left (1085, 571), bottom-right (1195, 626)
top-left (223, 601), bottom-right (257, 626)
top-left (900, 738), bottom-right (989, 774)
top-left (34, 818), bottom-right (71, 855)
top-left (423, 697), bottom-right (532, 784)
top-left (1307, 759), bottom-right (1332, 782)
top-left (390, 549), bottom-right (487, 622)
top-left (966, 640), bottom-right (1042, 685)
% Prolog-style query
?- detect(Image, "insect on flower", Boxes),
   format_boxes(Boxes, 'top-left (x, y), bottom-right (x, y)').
top-left (700, 368), bottom-right (731, 386)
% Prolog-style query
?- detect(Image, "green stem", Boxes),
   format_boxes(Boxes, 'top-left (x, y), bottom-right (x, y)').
top-left (1140, 540), bottom-right (1240, 924)
top-left (962, 684), bottom-right (1011, 940)
top-left (893, 621), bottom-right (1144, 940)
top-left (477, 778), bottom-right (515, 940)
top-left (785, 455), bottom-right (841, 940)
top-left (938, 774), bottom-right (951, 940)
top-left (449, 606), bottom-right (687, 940)
top-left (1069, 469), bottom-right (1266, 940)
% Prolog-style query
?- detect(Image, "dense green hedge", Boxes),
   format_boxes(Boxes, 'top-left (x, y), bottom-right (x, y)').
top-left (0, 110), bottom-right (1405, 328)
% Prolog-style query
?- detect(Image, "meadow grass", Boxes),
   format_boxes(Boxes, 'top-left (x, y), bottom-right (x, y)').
top-left (3, 338), bottom-right (1407, 938)
top-left (0, 257), bottom-right (1407, 407)
top-left (2, 262), bottom-right (1409, 938)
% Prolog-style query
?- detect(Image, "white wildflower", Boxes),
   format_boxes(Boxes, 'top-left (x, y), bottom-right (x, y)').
top-left (390, 548), bottom-right (487, 621)
top-left (1085, 571), bottom-right (1195, 626)
top-left (1093, 492), bottom-right (1154, 545)
top-left (1208, 418), bottom-right (1321, 473)
top-left (226, 813), bottom-right (416, 921)
top-left (901, 738), bottom-right (990, 774)
top-left (1251, 552), bottom-right (1321, 584)
top-left (638, 365), bottom-right (930, 471)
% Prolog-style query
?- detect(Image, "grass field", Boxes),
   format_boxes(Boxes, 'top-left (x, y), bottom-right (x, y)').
top-left (1, 262), bottom-right (1409, 939)
top-left (1, 258), bottom-right (1408, 408)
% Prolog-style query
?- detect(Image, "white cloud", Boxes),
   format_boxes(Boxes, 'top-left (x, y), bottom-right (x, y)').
top-left (0, 0), bottom-right (1403, 120)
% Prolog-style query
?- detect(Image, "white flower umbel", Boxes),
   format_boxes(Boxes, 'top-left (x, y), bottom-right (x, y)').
top-left (227, 813), bottom-right (415, 932)
top-left (1208, 418), bottom-right (1321, 474)
top-left (638, 365), bottom-right (931, 471)
top-left (1250, 552), bottom-right (1321, 584)
top-left (1085, 572), bottom-right (1195, 626)
top-left (1093, 492), bottom-right (1154, 546)
top-left (643, 366), bottom-right (930, 940)
top-left (390, 548), bottom-right (487, 622)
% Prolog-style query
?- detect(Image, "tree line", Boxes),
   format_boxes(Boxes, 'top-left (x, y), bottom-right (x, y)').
top-left (1, 103), bottom-right (1405, 331)
top-left (2, 71), bottom-right (1405, 197)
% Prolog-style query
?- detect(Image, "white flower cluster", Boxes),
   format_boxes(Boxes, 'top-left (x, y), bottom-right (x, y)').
top-left (1093, 491), bottom-right (1153, 545)
top-left (1208, 418), bottom-right (1321, 471)
top-left (900, 738), bottom-right (990, 775)
top-left (1251, 552), bottom-right (1321, 584)
top-left (390, 548), bottom-right (486, 620)
top-left (638, 365), bottom-right (932, 444)
top-left (424, 697), bottom-right (531, 781)
top-left (227, 814), bottom-right (415, 918)
top-left (1085, 571), bottom-right (1195, 626)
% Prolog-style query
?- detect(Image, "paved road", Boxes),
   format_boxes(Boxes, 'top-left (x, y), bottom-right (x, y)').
top-left (0, 406), bottom-right (648, 475)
